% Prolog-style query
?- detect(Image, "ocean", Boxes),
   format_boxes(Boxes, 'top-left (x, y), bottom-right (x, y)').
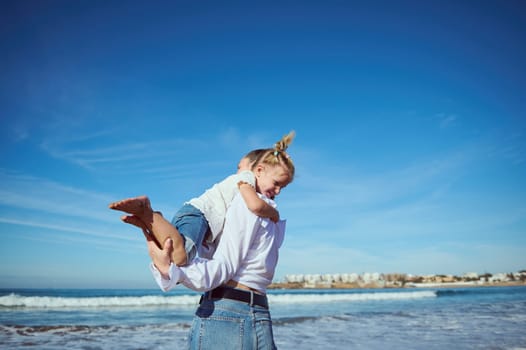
top-left (1, 286), bottom-right (525, 349)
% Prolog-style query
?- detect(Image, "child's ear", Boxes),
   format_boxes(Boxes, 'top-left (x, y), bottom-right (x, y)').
top-left (254, 164), bottom-right (265, 176)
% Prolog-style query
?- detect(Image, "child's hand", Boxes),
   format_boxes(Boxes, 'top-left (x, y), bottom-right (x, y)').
top-left (270, 209), bottom-right (280, 223)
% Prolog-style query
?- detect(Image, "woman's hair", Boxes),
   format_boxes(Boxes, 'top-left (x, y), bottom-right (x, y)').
top-left (253, 131), bottom-right (296, 182)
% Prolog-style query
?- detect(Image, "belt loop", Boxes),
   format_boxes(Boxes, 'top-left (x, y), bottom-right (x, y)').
top-left (249, 290), bottom-right (254, 306)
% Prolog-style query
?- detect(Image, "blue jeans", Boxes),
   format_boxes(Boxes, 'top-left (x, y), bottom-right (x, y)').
top-left (188, 295), bottom-right (277, 349)
top-left (171, 204), bottom-right (210, 262)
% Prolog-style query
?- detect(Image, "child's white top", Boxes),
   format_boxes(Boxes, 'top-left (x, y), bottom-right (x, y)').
top-left (187, 170), bottom-right (255, 242)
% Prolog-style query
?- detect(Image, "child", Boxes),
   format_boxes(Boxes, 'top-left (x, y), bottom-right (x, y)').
top-left (109, 131), bottom-right (295, 266)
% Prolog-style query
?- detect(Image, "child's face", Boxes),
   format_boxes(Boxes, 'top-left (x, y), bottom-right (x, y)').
top-left (254, 164), bottom-right (291, 199)
top-left (237, 157), bottom-right (252, 173)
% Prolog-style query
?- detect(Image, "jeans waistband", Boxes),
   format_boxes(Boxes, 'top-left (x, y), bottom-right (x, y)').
top-left (202, 286), bottom-right (268, 309)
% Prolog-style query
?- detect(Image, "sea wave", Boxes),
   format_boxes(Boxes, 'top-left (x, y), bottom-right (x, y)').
top-left (434, 285), bottom-right (526, 298)
top-left (268, 290), bottom-right (437, 304)
top-left (0, 290), bottom-right (438, 309)
top-left (0, 293), bottom-right (200, 309)
top-left (0, 323), bottom-right (191, 350)
top-left (1, 323), bottom-right (189, 335)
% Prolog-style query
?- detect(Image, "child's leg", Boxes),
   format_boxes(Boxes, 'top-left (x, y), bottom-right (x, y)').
top-left (110, 196), bottom-right (188, 266)
top-left (170, 204), bottom-right (210, 266)
top-left (121, 214), bottom-right (161, 248)
top-left (149, 211), bottom-right (187, 266)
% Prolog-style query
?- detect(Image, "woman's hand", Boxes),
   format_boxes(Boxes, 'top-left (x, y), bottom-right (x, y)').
top-left (143, 232), bottom-right (173, 279)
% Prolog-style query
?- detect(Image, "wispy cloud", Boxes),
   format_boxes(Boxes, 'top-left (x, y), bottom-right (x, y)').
top-left (281, 143), bottom-right (526, 248)
top-left (284, 147), bottom-right (470, 215)
top-left (0, 217), bottom-right (148, 261)
top-left (434, 113), bottom-right (458, 129)
top-left (10, 123), bottom-right (30, 142)
top-left (276, 137), bottom-right (526, 277)
top-left (0, 216), bottom-right (134, 241)
top-left (37, 129), bottom-right (290, 183)
top-left (0, 170), bottom-right (115, 222)
top-left (486, 131), bottom-right (525, 165)
top-left (40, 138), bottom-right (191, 171)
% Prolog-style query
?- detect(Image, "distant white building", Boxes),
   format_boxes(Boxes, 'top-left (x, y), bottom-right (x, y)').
top-left (349, 273), bottom-right (359, 282)
top-left (371, 272), bottom-right (383, 281)
top-left (362, 272), bottom-right (371, 283)
top-left (321, 274), bottom-right (332, 282)
top-left (284, 274), bottom-right (305, 283)
top-left (362, 272), bottom-right (382, 283)
top-left (489, 273), bottom-right (509, 283)
top-left (340, 273), bottom-right (359, 283)
top-left (304, 274), bottom-right (322, 284)
top-left (332, 273), bottom-right (342, 283)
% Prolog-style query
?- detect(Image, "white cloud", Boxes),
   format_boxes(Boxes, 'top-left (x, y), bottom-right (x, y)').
top-left (431, 113), bottom-right (458, 129)
top-left (0, 171), bottom-right (115, 222)
top-left (37, 129), bottom-right (276, 175)
top-left (0, 216), bottom-right (135, 241)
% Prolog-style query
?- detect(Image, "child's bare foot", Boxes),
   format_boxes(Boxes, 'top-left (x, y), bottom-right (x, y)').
top-left (109, 196), bottom-right (152, 218)
top-left (122, 214), bottom-right (161, 248)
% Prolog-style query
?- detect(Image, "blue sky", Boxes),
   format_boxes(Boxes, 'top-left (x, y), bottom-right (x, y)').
top-left (1, 0), bottom-right (525, 289)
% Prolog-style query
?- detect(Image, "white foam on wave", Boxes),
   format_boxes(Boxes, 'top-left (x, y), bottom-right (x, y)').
top-left (0, 293), bottom-right (200, 309)
top-left (1, 290), bottom-right (437, 309)
top-left (268, 290), bottom-right (437, 304)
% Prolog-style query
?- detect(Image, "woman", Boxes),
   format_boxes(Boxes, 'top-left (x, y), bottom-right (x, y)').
top-left (147, 140), bottom-right (296, 349)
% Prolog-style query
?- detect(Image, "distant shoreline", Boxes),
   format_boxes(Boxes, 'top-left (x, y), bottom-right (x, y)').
top-left (268, 280), bottom-right (526, 290)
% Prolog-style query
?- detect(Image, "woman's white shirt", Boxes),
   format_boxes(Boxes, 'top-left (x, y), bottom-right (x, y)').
top-left (150, 193), bottom-right (285, 294)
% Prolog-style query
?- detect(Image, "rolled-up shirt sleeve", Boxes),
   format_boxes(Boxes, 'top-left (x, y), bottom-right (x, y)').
top-left (149, 262), bottom-right (182, 292)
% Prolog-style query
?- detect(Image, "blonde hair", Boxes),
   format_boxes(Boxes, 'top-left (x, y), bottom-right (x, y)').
top-left (243, 148), bottom-right (267, 165)
top-left (253, 131), bottom-right (296, 182)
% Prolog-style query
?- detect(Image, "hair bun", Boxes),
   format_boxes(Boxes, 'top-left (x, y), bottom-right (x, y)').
top-left (274, 130), bottom-right (295, 153)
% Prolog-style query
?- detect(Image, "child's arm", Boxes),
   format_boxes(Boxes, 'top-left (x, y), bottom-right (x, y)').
top-left (238, 183), bottom-right (279, 222)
